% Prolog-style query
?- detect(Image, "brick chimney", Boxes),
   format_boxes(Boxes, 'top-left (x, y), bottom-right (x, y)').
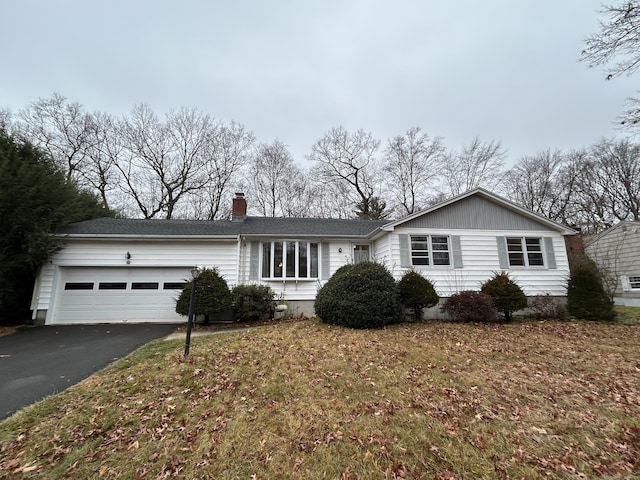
top-left (232, 192), bottom-right (247, 221)
top-left (564, 228), bottom-right (585, 267)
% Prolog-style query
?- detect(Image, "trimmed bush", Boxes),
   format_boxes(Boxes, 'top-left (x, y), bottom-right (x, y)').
top-left (398, 270), bottom-right (439, 321)
top-left (176, 267), bottom-right (232, 322)
top-left (529, 294), bottom-right (567, 320)
top-left (480, 272), bottom-right (528, 322)
top-left (440, 290), bottom-right (498, 322)
top-left (232, 284), bottom-right (276, 322)
top-left (567, 257), bottom-right (616, 321)
top-left (314, 262), bottom-right (403, 329)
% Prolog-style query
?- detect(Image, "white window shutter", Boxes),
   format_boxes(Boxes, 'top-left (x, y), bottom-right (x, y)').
top-left (496, 236), bottom-right (509, 269)
top-left (248, 241), bottom-right (259, 281)
top-left (451, 235), bottom-right (463, 269)
top-left (543, 237), bottom-right (557, 269)
top-left (621, 276), bottom-right (631, 292)
top-left (321, 242), bottom-right (330, 280)
top-left (399, 234), bottom-right (410, 268)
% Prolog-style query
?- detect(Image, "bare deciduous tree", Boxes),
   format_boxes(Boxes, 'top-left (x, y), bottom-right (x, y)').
top-left (190, 121), bottom-right (254, 220)
top-left (582, 1), bottom-right (640, 127)
top-left (246, 140), bottom-right (308, 217)
top-left (502, 150), bottom-right (578, 224)
top-left (82, 112), bottom-right (122, 209)
top-left (441, 137), bottom-right (506, 196)
top-left (587, 138), bottom-right (640, 221)
top-left (118, 104), bottom-right (212, 219)
top-left (16, 93), bottom-right (95, 182)
top-left (383, 127), bottom-right (444, 215)
top-left (309, 126), bottom-right (384, 219)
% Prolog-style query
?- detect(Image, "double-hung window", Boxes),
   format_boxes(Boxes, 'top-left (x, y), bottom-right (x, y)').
top-left (410, 235), bottom-right (450, 266)
top-left (261, 241), bottom-right (319, 279)
top-left (629, 276), bottom-right (640, 289)
top-left (506, 237), bottom-right (544, 267)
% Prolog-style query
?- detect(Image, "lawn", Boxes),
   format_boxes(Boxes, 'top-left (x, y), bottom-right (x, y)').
top-left (1, 319), bottom-right (639, 479)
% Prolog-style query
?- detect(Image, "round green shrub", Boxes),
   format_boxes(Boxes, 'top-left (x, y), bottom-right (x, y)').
top-left (567, 257), bottom-right (616, 321)
top-left (231, 284), bottom-right (276, 322)
top-left (175, 267), bottom-right (232, 322)
top-left (440, 290), bottom-right (498, 322)
top-left (314, 262), bottom-right (403, 329)
top-left (398, 270), bottom-right (439, 321)
top-left (480, 272), bottom-right (528, 322)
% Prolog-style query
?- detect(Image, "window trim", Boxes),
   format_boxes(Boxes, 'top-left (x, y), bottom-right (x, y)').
top-left (260, 240), bottom-right (319, 280)
top-left (409, 235), bottom-right (451, 267)
top-left (505, 236), bottom-right (545, 268)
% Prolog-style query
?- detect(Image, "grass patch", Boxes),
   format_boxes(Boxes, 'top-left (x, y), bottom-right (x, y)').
top-left (615, 305), bottom-right (640, 325)
top-left (1, 319), bottom-right (639, 479)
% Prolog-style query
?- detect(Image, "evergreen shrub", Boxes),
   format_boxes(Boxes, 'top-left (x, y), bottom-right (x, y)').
top-left (314, 262), bottom-right (403, 329)
top-left (231, 284), bottom-right (276, 322)
top-left (480, 272), bottom-right (528, 322)
top-left (176, 267), bottom-right (232, 322)
top-left (398, 270), bottom-right (439, 320)
top-left (567, 258), bottom-right (616, 321)
top-left (440, 291), bottom-right (498, 322)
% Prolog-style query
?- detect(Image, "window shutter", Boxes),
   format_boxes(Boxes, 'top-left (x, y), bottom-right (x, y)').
top-left (451, 235), bottom-right (463, 269)
top-left (399, 234), bottom-right (410, 268)
top-left (321, 242), bottom-right (330, 280)
top-left (621, 276), bottom-right (631, 292)
top-left (496, 236), bottom-right (509, 269)
top-left (248, 241), bottom-right (259, 281)
top-left (543, 237), bottom-right (557, 269)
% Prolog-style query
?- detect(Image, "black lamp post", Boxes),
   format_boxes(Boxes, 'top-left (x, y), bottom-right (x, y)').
top-left (184, 266), bottom-right (201, 359)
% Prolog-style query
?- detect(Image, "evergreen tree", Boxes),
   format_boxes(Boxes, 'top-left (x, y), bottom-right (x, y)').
top-left (398, 270), bottom-right (439, 320)
top-left (0, 129), bottom-right (112, 323)
top-left (175, 267), bottom-right (232, 323)
top-left (567, 258), bottom-right (616, 321)
top-left (480, 272), bottom-right (527, 322)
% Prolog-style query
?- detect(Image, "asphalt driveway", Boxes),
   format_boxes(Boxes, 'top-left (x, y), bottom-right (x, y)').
top-left (0, 323), bottom-right (178, 420)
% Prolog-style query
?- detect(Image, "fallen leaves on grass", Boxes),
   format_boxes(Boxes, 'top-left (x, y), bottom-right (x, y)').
top-left (1, 319), bottom-right (639, 479)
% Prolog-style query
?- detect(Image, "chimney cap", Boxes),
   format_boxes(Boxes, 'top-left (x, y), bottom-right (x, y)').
top-left (235, 192), bottom-right (245, 197)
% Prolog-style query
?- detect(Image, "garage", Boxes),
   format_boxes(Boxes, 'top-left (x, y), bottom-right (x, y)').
top-left (51, 267), bottom-right (191, 324)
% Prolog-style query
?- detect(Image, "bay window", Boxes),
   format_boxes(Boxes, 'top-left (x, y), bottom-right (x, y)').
top-left (261, 241), bottom-right (319, 279)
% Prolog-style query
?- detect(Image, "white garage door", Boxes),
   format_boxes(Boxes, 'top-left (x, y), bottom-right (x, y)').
top-left (52, 267), bottom-right (192, 324)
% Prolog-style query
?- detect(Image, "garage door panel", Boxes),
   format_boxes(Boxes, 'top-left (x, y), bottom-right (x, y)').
top-left (53, 267), bottom-right (189, 324)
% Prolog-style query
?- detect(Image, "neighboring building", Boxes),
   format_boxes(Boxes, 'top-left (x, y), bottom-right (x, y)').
top-left (31, 189), bottom-right (577, 325)
top-left (585, 221), bottom-right (640, 307)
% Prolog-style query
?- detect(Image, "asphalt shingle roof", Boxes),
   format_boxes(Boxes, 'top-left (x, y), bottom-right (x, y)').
top-left (56, 217), bottom-right (389, 237)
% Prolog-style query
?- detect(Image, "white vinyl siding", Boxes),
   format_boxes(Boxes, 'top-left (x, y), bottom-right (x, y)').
top-left (238, 239), bottom-right (357, 302)
top-left (585, 222), bottom-right (640, 304)
top-left (390, 229), bottom-right (570, 297)
top-left (33, 239), bottom-right (238, 324)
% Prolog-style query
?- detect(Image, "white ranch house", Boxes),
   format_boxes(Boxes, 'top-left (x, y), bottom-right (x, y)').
top-left (31, 189), bottom-right (577, 324)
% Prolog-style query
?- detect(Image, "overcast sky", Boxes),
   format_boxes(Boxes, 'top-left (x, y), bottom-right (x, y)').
top-left (1, 1), bottom-right (636, 166)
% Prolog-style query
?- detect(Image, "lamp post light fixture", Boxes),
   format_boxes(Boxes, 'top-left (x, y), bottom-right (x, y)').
top-left (184, 266), bottom-right (201, 359)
